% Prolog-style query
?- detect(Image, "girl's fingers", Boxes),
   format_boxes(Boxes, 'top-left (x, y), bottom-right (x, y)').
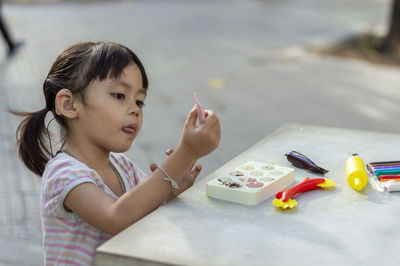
top-left (186, 106), bottom-right (198, 127)
top-left (191, 164), bottom-right (202, 179)
top-left (188, 107), bottom-right (219, 130)
top-left (188, 165), bottom-right (201, 186)
top-left (203, 111), bottom-right (220, 136)
top-left (149, 162), bottom-right (158, 172)
top-left (165, 148), bottom-right (174, 156)
top-left (203, 110), bottom-right (219, 128)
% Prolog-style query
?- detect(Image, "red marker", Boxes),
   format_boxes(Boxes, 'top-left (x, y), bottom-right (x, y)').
top-left (194, 93), bottom-right (206, 124)
top-left (379, 175), bottom-right (400, 182)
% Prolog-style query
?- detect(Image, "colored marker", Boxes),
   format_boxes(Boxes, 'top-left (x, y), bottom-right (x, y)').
top-left (379, 175), bottom-right (400, 182)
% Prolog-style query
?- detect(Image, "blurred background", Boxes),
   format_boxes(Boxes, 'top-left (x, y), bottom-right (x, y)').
top-left (0, 0), bottom-right (398, 265)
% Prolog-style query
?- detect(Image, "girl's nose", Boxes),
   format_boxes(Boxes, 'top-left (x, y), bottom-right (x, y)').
top-left (128, 99), bottom-right (140, 116)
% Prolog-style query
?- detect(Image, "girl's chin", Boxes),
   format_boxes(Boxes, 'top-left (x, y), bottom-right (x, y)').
top-left (113, 141), bottom-right (135, 153)
top-left (104, 135), bottom-right (136, 153)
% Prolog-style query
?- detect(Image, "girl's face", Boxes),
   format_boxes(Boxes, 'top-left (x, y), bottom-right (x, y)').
top-left (76, 64), bottom-right (146, 153)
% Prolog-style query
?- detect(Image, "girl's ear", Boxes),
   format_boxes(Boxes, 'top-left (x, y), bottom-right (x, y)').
top-left (55, 89), bottom-right (78, 118)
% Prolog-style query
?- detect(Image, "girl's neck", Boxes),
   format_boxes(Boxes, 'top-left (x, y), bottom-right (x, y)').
top-left (63, 141), bottom-right (110, 172)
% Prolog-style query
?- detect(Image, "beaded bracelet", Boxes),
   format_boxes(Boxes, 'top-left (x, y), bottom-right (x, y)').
top-left (158, 165), bottom-right (180, 190)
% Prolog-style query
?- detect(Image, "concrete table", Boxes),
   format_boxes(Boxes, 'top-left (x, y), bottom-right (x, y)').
top-left (95, 124), bottom-right (400, 266)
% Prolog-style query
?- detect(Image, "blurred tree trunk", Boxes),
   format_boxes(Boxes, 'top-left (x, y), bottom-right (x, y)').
top-left (381, 0), bottom-right (400, 54)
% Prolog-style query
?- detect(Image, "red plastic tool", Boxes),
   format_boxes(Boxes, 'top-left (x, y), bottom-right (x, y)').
top-left (273, 177), bottom-right (335, 209)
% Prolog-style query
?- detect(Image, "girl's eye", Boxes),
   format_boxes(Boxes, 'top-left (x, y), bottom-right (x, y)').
top-left (112, 93), bottom-right (125, 100)
top-left (136, 100), bottom-right (145, 108)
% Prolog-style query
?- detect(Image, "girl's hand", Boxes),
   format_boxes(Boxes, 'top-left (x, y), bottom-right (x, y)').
top-left (150, 148), bottom-right (202, 200)
top-left (178, 106), bottom-right (221, 159)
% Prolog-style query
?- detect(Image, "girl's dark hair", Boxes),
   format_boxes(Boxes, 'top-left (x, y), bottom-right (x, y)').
top-left (14, 41), bottom-right (148, 176)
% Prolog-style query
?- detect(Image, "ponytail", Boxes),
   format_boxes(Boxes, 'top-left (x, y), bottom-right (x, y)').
top-left (14, 108), bottom-right (52, 176)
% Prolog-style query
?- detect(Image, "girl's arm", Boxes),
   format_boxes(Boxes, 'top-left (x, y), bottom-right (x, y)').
top-left (64, 108), bottom-right (220, 235)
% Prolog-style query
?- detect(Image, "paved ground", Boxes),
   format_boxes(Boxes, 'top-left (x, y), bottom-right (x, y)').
top-left (0, 0), bottom-right (398, 265)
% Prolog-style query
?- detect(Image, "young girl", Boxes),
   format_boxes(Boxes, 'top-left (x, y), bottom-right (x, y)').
top-left (14, 41), bottom-right (220, 265)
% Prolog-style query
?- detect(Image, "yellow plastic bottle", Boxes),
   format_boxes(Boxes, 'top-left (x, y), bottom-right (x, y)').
top-left (345, 154), bottom-right (368, 191)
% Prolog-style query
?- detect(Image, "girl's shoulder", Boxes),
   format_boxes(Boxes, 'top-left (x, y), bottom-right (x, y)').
top-left (42, 153), bottom-right (100, 186)
top-left (41, 153), bottom-right (101, 219)
top-left (44, 153), bottom-right (92, 175)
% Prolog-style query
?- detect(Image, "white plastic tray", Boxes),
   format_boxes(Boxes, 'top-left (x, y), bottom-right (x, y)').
top-left (206, 161), bottom-right (295, 205)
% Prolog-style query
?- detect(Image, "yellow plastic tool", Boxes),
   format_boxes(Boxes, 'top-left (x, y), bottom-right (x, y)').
top-left (273, 177), bottom-right (335, 209)
top-left (317, 179), bottom-right (336, 188)
top-left (345, 154), bottom-right (368, 191)
top-left (272, 198), bottom-right (297, 209)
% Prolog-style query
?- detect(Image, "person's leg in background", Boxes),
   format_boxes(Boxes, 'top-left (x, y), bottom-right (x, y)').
top-left (0, 0), bottom-right (22, 56)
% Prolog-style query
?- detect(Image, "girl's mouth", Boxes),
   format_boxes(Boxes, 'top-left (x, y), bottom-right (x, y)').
top-left (122, 126), bottom-right (136, 136)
